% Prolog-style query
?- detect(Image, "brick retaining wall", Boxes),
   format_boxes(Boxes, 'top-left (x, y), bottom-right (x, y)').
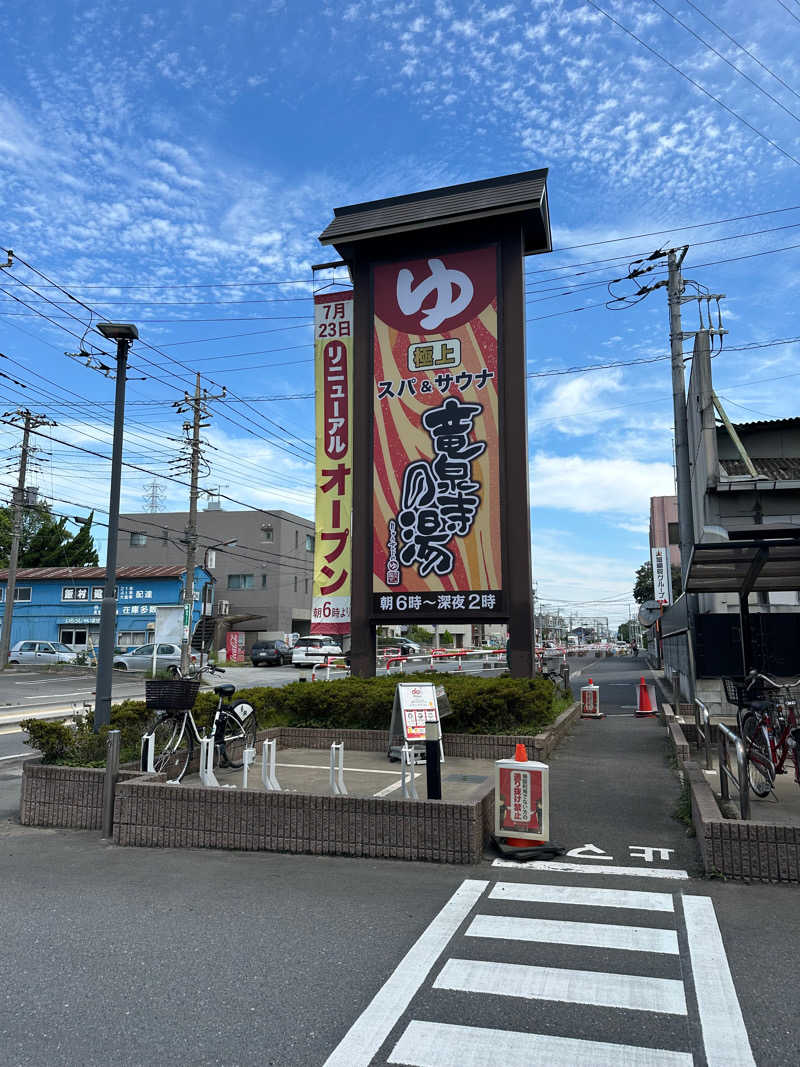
top-left (20, 764), bottom-right (141, 830)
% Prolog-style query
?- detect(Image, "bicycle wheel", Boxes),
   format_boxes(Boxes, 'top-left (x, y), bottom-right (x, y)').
top-left (146, 712), bottom-right (194, 782)
top-left (740, 712), bottom-right (774, 798)
top-left (215, 704), bottom-right (257, 768)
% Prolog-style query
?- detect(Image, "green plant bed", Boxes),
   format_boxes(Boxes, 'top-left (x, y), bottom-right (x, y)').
top-left (22, 673), bottom-right (562, 766)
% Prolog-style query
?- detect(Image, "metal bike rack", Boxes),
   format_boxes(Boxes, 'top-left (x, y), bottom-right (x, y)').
top-left (140, 731), bottom-right (155, 774)
top-left (199, 734), bottom-right (221, 788)
top-left (329, 742), bottom-right (347, 796)
top-left (400, 743), bottom-right (419, 800)
top-left (241, 746), bottom-right (256, 789)
top-left (718, 722), bottom-right (750, 821)
top-left (261, 739), bottom-right (281, 792)
top-left (694, 698), bottom-right (712, 771)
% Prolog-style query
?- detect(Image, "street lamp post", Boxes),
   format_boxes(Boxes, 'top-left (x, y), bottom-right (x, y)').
top-left (93, 323), bottom-right (138, 731)
top-left (200, 539), bottom-right (237, 665)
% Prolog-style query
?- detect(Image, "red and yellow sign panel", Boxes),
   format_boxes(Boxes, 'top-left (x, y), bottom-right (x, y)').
top-left (372, 246), bottom-right (502, 619)
top-left (311, 292), bottom-right (353, 635)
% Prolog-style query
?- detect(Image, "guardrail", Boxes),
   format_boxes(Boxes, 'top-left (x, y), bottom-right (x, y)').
top-left (694, 698), bottom-right (712, 771)
top-left (718, 722), bottom-right (750, 821)
top-left (383, 648), bottom-right (509, 675)
top-left (310, 658), bottom-right (351, 682)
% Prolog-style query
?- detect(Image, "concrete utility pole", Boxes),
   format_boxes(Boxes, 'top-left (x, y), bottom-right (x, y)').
top-left (0, 410), bottom-right (53, 669)
top-left (176, 374), bottom-right (225, 672)
top-left (667, 249), bottom-right (696, 588)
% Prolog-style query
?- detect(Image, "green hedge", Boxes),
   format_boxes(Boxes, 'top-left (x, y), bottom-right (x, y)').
top-left (21, 673), bottom-right (562, 766)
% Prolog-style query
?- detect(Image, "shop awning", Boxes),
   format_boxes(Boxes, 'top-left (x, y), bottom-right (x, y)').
top-left (684, 538), bottom-right (800, 594)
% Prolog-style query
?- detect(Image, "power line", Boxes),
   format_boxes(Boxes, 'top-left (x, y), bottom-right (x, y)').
top-left (585, 0), bottom-right (800, 169)
top-left (648, 0), bottom-right (800, 125)
top-left (775, 0), bottom-right (800, 26)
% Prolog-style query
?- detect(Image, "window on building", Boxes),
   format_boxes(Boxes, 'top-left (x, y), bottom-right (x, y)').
top-left (0, 586), bottom-right (32, 602)
top-left (129, 532), bottom-right (147, 546)
top-left (294, 575), bottom-right (297, 593)
top-left (116, 631), bottom-right (147, 647)
top-left (667, 522), bottom-right (679, 545)
top-left (305, 534), bottom-right (315, 552)
top-left (205, 550), bottom-right (216, 570)
top-left (304, 578), bottom-right (309, 594)
top-left (261, 574), bottom-right (268, 589)
top-left (261, 525), bottom-right (274, 542)
top-left (295, 529), bottom-right (299, 549)
top-left (227, 574), bottom-right (254, 590)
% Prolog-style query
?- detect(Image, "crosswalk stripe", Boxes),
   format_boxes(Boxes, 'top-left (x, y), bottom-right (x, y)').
top-left (682, 895), bottom-right (755, 1066)
top-left (388, 1020), bottom-right (694, 1067)
top-left (323, 879), bottom-right (488, 1067)
top-left (466, 913), bottom-right (679, 954)
top-left (490, 881), bottom-right (675, 912)
top-left (434, 958), bottom-right (688, 1015)
top-left (492, 859), bottom-right (689, 879)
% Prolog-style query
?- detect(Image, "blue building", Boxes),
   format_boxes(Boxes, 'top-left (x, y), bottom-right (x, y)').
top-left (0, 565), bottom-right (212, 652)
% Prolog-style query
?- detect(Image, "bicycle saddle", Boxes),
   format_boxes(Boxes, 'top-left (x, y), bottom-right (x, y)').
top-left (214, 683), bottom-right (236, 697)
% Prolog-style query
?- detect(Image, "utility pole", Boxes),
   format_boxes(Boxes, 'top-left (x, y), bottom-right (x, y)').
top-left (667, 249), bottom-right (695, 587)
top-left (0, 410), bottom-right (53, 668)
top-left (174, 374), bottom-right (225, 671)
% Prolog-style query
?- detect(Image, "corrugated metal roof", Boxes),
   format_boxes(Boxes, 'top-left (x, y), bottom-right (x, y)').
top-left (319, 169), bottom-right (550, 253)
top-left (0, 565), bottom-right (189, 581)
top-left (721, 457), bottom-right (800, 480)
top-left (730, 417), bottom-right (800, 431)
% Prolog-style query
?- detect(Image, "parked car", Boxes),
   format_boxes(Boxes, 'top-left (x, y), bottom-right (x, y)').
top-left (251, 639), bottom-right (292, 667)
top-left (112, 642), bottom-right (191, 674)
top-left (8, 640), bottom-right (78, 665)
top-left (377, 639), bottom-right (420, 657)
top-left (291, 635), bottom-right (343, 668)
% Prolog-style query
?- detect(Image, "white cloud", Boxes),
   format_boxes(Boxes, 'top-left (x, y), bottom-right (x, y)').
top-left (531, 452), bottom-right (675, 516)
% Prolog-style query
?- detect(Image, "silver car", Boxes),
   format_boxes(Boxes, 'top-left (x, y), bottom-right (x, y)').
top-left (112, 642), bottom-right (188, 674)
top-left (9, 640), bottom-right (78, 665)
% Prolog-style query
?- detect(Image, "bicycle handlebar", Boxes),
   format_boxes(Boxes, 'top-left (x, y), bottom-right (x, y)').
top-left (747, 669), bottom-right (800, 691)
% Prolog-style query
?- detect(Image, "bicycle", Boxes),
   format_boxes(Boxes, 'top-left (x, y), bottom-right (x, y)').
top-left (724, 672), bottom-right (800, 798)
top-left (143, 663), bottom-right (257, 783)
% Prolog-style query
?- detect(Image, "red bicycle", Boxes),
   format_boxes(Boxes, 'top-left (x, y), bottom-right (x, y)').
top-left (725, 672), bottom-right (800, 798)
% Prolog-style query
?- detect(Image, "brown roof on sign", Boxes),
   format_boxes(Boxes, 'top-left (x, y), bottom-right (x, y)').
top-left (0, 565), bottom-right (189, 581)
top-left (720, 457), bottom-right (800, 480)
top-left (319, 169), bottom-right (551, 255)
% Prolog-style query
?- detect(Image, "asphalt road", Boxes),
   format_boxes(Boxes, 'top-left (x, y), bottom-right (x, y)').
top-left (2, 655), bottom-right (796, 1064)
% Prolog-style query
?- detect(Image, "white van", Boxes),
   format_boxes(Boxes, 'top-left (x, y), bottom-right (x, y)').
top-left (291, 634), bottom-right (343, 668)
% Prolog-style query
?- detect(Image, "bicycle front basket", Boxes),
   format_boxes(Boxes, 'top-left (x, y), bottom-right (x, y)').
top-left (145, 679), bottom-right (201, 711)
top-left (723, 676), bottom-right (766, 706)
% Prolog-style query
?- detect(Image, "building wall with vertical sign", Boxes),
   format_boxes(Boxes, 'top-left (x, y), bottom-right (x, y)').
top-left (311, 292), bottom-right (353, 635)
top-left (371, 246), bottom-right (503, 621)
top-left (651, 545), bottom-right (673, 605)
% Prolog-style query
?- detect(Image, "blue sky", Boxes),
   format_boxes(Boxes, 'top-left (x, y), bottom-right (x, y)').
top-left (1, 0), bottom-right (798, 627)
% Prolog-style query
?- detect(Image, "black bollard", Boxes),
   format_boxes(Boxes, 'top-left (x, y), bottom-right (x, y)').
top-left (425, 722), bottom-right (442, 800)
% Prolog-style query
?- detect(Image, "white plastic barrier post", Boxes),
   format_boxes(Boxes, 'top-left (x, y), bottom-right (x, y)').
top-left (199, 735), bottom-right (220, 788)
top-left (330, 742), bottom-right (347, 796)
top-left (580, 679), bottom-right (603, 719)
top-left (261, 739), bottom-right (281, 791)
top-left (241, 746), bottom-right (256, 789)
top-left (401, 743), bottom-right (419, 801)
top-left (140, 732), bottom-right (155, 774)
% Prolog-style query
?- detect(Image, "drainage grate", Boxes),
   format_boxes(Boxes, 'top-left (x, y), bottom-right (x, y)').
top-left (444, 774), bottom-right (488, 784)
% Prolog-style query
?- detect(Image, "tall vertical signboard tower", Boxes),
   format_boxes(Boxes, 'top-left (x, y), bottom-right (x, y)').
top-left (319, 170), bottom-right (552, 676)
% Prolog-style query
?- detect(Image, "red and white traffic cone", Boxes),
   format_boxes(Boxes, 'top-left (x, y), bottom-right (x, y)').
top-left (635, 676), bottom-right (656, 717)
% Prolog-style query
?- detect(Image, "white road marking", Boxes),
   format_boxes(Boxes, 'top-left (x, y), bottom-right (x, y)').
top-left (566, 843), bottom-right (614, 859)
top-left (490, 881), bottom-right (674, 912)
top-left (682, 895), bottom-right (755, 1066)
top-left (374, 774), bottom-right (421, 797)
top-left (466, 913), bottom-right (678, 954)
top-left (434, 958), bottom-right (687, 1015)
top-left (322, 879), bottom-right (488, 1067)
top-left (388, 1020), bottom-right (694, 1067)
top-left (491, 858), bottom-right (689, 879)
top-left (0, 751), bottom-right (35, 761)
top-left (274, 762), bottom-right (405, 776)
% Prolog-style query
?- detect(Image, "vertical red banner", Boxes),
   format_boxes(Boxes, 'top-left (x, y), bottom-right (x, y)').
top-left (371, 246), bottom-right (502, 619)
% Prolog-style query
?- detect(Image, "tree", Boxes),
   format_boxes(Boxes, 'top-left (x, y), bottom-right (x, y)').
top-left (63, 512), bottom-right (99, 566)
top-left (633, 560), bottom-right (682, 605)
top-left (617, 621), bottom-right (632, 642)
top-left (0, 501), bottom-right (56, 568)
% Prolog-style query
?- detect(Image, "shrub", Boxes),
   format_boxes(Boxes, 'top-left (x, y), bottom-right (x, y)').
top-left (22, 673), bottom-right (563, 765)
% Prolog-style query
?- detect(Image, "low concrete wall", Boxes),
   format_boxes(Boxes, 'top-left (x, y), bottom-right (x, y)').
top-left (20, 704), bottom-right (577, 864)
top-left (112, 774), bottom-right (495, 863)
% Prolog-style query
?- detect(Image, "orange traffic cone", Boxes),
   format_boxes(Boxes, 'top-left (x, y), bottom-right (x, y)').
top-left (636, 676), bottom-right (655, 716)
